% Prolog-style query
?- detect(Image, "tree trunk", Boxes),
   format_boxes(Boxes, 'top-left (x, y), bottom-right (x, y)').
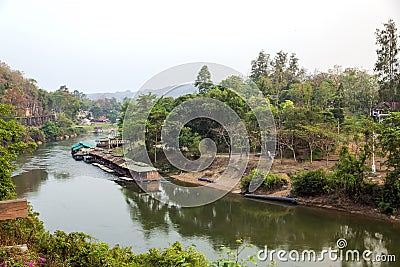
top-left (291, 148), bottom-right (297, 162)
top-left (326, 151), bottom-right (329, 167)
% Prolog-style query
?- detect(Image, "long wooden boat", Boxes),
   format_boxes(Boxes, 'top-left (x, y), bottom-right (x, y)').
top-left (197, 177), bottom-right (215, 183)
top-left (244, 194), bottom-right (298, 205)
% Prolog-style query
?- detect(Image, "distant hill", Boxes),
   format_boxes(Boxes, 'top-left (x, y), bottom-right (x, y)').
top-left (86, 84), bottom-right (198, 101)
top-left (140, 83), bottom-right (198, 98)
top-left (86, 90), bottom-right (135, 101)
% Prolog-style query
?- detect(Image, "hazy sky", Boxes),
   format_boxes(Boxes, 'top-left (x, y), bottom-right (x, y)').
top-left (0, 0), bottom-right (399, 94)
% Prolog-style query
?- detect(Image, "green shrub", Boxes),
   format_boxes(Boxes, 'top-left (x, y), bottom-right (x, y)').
top-left (378, 175), bottom-right (400, 215)
top-left (0, 248), bottom-right (45, 267)
top-left (0, 207), bottom-right (45, 247)
top-left (41, 121), bottom-right (60, 140)
top-left (291, 168), bottom-right (330, 196)
top-left (211, 239), bottom-right (262, 267)
top-left (241, 170), bottom-right (288, 192)
top-left (263, 172), bottom-right (288, 192)
top-left (240, 170), bottom-right (260, 191)
top-left (26, 126), bottom-right (46, 142)
top-left (331, 146), bottom-right (368, 200)
top-left (136, 242), bottom-right (207, 267)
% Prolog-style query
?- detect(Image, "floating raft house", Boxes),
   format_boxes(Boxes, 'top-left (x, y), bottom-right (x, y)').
top-left (71, 142), bottom-right (94, 160)
top-left (71, 142), bottom-right (93, 154)
top-left (89, 150), bottom-right (159, 182)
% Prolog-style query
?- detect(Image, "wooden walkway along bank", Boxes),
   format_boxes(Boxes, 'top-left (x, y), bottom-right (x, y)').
top-left (15, 114), bottom-right (56, 126)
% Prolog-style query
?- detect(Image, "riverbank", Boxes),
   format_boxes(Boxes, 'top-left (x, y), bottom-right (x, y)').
top-left (169, 156), bottom-right (400, 223)
top-left (297, 195), bottom-right (400, 223)
top-left (30, 122), bottom-right (117, 146)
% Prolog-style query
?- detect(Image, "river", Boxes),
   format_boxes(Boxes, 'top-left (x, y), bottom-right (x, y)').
top-left (12, 135), bottom-right (400, 266)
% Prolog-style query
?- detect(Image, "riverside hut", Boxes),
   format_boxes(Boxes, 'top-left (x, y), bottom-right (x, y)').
top-left (119, 161), bottom-right (158, 181)
top-left (71, 142), bottom-right (94, 160)
top-left (71, 142), bottom-right (93, 154)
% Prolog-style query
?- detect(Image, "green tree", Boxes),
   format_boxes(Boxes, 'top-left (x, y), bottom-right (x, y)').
top-left (298, 125), bottom-right (323, 164)
top-left (146, 98), bottom-right (168, 162)
top-left (271, 50), bottom-right (289, 106)
top-left (333, 146), bottom-right (368, 200)
top-left (41, 121), bottom-right (60, 140)
top-left (318, 123), bottom-right (337, 166)
top-left (287, 53), bottom-right (302, 85)
top-left (117, 98), bottom-right (131, 133)
top-left (178, 126), bottom-right (201, 157)
top-left (278, 128), bottom-right (299, 162)
top-left (340, 68), bottom-right (379, 114)
top-left (282, 82), bottom-right (313, 108)
top-left (50, 89), bottom-right (81, 118)
top-left (375, 19), bottom-right (400, 102)
top-left (90, 104), bottom-right (103, 118)
top-left (0, 104), bottom-right (36, 200)
top-left (194, 65), bottom-right (212, 94)
top-left (380, 113), bottom-right (400, 175)
top-left (378, 113), bottom-right (400, 214)
top-left (250, 50), bottom-right (270, 81)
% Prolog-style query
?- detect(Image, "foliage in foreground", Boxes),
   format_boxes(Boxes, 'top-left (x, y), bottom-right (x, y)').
top-left (0, 209), bottom-right (208, 267)
top-left (0, 209), bottom-right (268, 267)
top-left (210, 239), bottom-right (277, 267)
top-left (0, 208), bottom-right (272, 267)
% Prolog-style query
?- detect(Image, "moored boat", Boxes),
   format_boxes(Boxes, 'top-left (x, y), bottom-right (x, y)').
top-left (197, 177), bottom-right (215, 183)
top-left (244, 194), bottom-right (298, 205)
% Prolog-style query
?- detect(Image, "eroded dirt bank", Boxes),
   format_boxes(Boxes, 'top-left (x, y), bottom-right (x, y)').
top-left (168, 155), bottom-right (400, 223)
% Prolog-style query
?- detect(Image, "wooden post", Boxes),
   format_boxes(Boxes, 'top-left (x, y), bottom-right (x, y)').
top-left (0, 199), bottom-right (28, 221)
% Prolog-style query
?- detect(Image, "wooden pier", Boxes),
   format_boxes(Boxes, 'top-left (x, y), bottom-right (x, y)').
top-left (95, 138), bottom-right (126, 148)
top-left (15, 114), bottom-right (56, 126)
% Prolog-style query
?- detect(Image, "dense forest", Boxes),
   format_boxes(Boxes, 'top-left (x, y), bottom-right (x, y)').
top-left (119, 19), bottom-right (400, 215)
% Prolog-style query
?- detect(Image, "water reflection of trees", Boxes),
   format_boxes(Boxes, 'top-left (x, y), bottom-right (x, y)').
top-left (335, 219), bottom-right (400, 267)
top-left (121, 186), bottom-right (170, 239)
top-left (120, 186), bottom-right (400, 264)
top-left (12, 169), bottom-right (48, 196)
